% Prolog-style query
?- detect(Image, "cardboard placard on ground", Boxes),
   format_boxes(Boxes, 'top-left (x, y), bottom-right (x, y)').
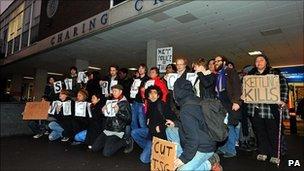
top-left (23, 101), bottom-right (50, 120)
top-left (242, 75), bottom-right (280, 104)
top-left (151, 137), bottom-right (176, 171)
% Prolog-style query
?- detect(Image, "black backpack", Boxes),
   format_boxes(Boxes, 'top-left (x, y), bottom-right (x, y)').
top-left (185, 99), bottom-right (228, 142)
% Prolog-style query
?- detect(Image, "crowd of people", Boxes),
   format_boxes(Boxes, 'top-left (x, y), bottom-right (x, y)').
top-left (27, 54), bottom-right (289, 171)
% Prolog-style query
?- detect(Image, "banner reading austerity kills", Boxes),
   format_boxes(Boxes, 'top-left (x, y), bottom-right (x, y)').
top-left (242, 75), bottom-right (280, 104)
top-left (151, 137), bottom-right (176, 171)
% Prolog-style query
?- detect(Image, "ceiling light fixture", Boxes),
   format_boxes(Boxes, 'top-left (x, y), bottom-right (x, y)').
top-left (47, 72), bottom-right (63, 76)
top-left (248, 51), bottom-right (262, 56)
top-left (88, 66), bottom-right (101, 70)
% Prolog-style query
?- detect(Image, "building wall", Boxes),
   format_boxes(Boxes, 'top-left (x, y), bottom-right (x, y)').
top-left (38, 0), bottom-right (110, 41)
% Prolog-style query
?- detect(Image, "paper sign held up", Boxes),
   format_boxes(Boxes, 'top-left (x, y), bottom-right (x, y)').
top-left (145, 80), bottom-right (155, 89)
top-left (242, 75), bottom-right (281, 104)
top-left (167, 73), bottom-right (178, 90)
top-left (186, 73), bottom-right (197, 86)
top-left (151, 137), bottom-right (176, 171)
top-left (104, 100), bottom-right (118, 117)
top-left (23, 101), bottom-right (50, 120)
top-left (54, 81), bottom-right (62, 94)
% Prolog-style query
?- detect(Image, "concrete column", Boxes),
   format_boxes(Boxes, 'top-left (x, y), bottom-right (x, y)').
top-left (146, 39), bottom-right (168, 70)
top-left (75, 59), bottom-right (89, 72)
top-left (10, 74), bottom-right (23, 101)
top-left (33, 69), bottom-right (47, 101)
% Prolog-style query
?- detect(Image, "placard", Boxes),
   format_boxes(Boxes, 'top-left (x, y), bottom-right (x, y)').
top-left (75, 102), bottom-right (87, 117)
top-left (64, 78), bottom-right (73, 90)
top-left (77, 71), bottom-right (88, 83)
top-left (62, 100), bottom-right (72, 116)
top-left (54, 81), bottom-right (62, 94)
top-left (243, 75), bottom-right (280, 104)
top-left (167, 73), bottom-right (178, 90)
top-left (145, 80), bottom-right (155, 89)
top-left (110, 80), bottom-right (118, 94)
top-left (157, 47), bottom-right (173, 73)
top-left (186, 73), bottom-right (198, 86)
top-left (130, 79), bottom-right (142, 98)
top-left (100, 80), bottom-right (109, 95)
top-left (151, 137), bottom-right (176, 171)
top-left (103, 100), bottom-right (118, 117)
top-left (23, 101), bottom-right (50, 120)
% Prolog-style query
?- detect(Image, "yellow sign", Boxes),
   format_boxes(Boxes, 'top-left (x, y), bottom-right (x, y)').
top-left (243, 75), bottom-right (280, 104)
top-left (151, 137), bottom-right (176, 171)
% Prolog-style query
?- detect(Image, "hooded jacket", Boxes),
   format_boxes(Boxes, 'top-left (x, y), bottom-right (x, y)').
top-left (173, 78), bottom-right (216, 164)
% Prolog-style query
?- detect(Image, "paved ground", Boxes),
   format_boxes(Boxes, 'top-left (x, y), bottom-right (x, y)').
top-left (1, 135), bottom-right (303, 171)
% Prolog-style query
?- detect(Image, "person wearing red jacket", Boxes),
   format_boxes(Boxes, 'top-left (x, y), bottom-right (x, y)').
top-left (146, 67), bottom-right (168, 103)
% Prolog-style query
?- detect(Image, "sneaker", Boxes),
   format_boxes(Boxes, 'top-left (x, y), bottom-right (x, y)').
top-left (269, 157), bottom-right (280, 164)
top-left (257, 154), bottom-right (267, 161)
top-left (211, 162), bottom-right (223, 171)
top-left (71, 141), bottom-right (82, 146)
top-left (61, 137), bottom-right (70, 142)
top-left (123, 138), bottom-right (134, 153)
top-left (223, 153), bottom-right (236, 158)
top-left (44, 131), bottom-right (50, 135)
top-left (33, 133), bottom-right (43, 139)
top-left (208, 153), bottom-right (220, 165)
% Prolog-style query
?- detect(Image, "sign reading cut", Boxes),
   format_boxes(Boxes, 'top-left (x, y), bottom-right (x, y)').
top-left (151, 137), bottom-right (176, 171)
top-left (242, 75), bottom-right (281, 104)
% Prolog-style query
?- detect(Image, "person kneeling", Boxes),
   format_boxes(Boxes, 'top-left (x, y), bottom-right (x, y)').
top-left (91, 85), bottom-right (132, 156)
top-left (165, 78), bottom-right (222, 171)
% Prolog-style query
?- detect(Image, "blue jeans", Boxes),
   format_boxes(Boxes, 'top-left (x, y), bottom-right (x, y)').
top-left (131, 127), bottom-right (151, 163)
top-left (166, 127), bottom-right (213, 171)
top-left (131, 102), bottom-right (147, 130)
top-left (75, 130), bottom-right (87, 142)
top-left (219, 124), bottom-right (240, 155)
top-left (48, 121), bottom-right (64, 141)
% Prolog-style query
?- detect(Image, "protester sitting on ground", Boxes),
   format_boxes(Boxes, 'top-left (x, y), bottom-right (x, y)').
top-left (192, 58), bottom-right (217, 99)
top-left (247, 54), bottom-right (288, 164)
top-left (68, 89), bottom-right (91, 144)
top-left (131, 86), bottom-right (175, 163)
top-left (28, 95), bottom-right (50, 139)
top-left (48, 90), bottom-right (75, 141)
top-left (91, 84), bottom-right (133, 156)
top-left (165, 78), bottom-right (222, 171)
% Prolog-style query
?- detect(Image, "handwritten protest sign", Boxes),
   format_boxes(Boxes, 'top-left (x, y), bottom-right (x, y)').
top-left (62, 101), bottom-right (72, 116)
top-left (103, 100), bottom-right (118, 117)
top-left (110, 80), bottom-right (118, 94)
top-left (130, 79), bottom-right (142, 98)
top-left (64, 78), bottom-right (73, 90)
top-left (186, 73), bottom-right (197, 86)
top-left (243, 75), bottom-right (280, 104)
top-left (23, 101), bottom-right (50, 120)
top-left (151, 137), bottom-right (176, 171)
top-left (167, 73), bottom-right (178, 90)
top-left (77, 72), bottom-right (88, 83)
top-left (54, 81), bottom-right (62, 94)
top-left (157, 47), bottom-right (173, 73)
top-left (100, 81), bottom-right (109, 95)
top-left (75, 102), bottom-right (87, 117)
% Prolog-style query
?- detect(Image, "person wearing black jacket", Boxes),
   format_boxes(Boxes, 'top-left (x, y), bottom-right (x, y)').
top-left (48, 90), bottom-right (75, 141)
top-left (193, 58), bottom-right (217, 99)
top-left (92, 84), bottom-right (133, 156)
top-left (85, 71), bottom-right (101, 102)
top-left (131, 86), bottom-right (176, 164)
top-left (165, 78), bottom-right (221, 171)
top-left (66, 66), bottom-right (81, 99)
top-left (118, 68), bottom-right (133, 101)
top-left (44, 76), bottom-right (58, 102)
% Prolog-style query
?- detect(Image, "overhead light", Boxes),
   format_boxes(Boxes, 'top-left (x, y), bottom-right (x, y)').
top-left (128, 68), bottom-right (137, 71)
top-left (88, 66), bottom-right (101, 70)
top-left (24, 76), bottom-right (34, 80)
top-left (47, 72), bottom-right (63, 76)
top-left (248, 51), bottom-right (262, 56)
top-left (7, 79), bottom-right (11, 82)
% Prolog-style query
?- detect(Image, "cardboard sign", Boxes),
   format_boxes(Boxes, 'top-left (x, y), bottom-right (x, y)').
top-left (130, 79), bottom-right (142, 98)
top-left (157, 47), bottom-right (173, 73)
top-left (64, 78), bottom-right (73, 90)
top-left (145, 80), bottom-right (155, 89)
top-left (243, 75), bottom-right (281, 104)
top-left (75, 102), bottom-right (87, 117)
top-left (103, 100), bottom-right (118, 117)
top-left (77, 72), bottom-right (88, 83)
top-left (167, 73), bottom-right (179, 90)
top-left (54, 81), bottom-right (62, 94)
top-left (23, 101), bottom-right (50, 120)
top-left (151, 137), bottom-right (176, 171)
top-left (100, 81), bottom-right (109, 95)
top-left (186, 73), bottom-right (198, 86)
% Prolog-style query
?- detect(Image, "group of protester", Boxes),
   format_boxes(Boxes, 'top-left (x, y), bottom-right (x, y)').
top-left (27, 54), bottom-right (289, 171)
